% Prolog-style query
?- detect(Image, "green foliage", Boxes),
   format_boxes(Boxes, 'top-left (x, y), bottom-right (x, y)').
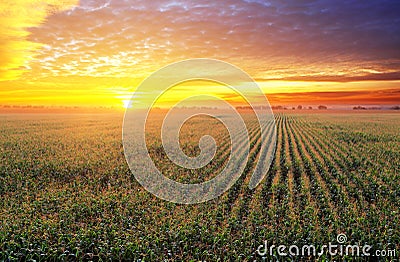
top-left (0, 112), bottom-right (398, 260)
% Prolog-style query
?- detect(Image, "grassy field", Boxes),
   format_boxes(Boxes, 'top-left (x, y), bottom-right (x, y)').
top-left (0, 111), bottom-right (399, 260)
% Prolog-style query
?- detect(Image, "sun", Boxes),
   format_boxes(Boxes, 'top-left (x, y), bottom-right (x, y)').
top-left (122, 100), bottom-right (132, 109)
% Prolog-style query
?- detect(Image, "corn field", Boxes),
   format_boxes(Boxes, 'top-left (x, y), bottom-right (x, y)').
top-left (0, 112), bottom-right (399, 260)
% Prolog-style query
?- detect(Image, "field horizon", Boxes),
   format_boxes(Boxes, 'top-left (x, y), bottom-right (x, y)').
top-left (1, 105), bottom-right (399, 114)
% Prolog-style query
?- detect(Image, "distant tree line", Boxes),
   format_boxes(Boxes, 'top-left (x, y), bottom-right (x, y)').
top-left (268, 105), bottom-right (328, 110)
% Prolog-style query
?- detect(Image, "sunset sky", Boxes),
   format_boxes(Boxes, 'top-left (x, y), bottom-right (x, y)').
top-left (1, 0), bottom-right (400, 108)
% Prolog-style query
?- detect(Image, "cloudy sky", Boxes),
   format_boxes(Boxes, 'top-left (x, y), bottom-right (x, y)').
top-left (1, 0), bottom-right (400, 107)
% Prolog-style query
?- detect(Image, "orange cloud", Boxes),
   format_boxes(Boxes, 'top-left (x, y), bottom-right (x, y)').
top-left (0, 0), bottom-right (78, 81)
top-left (267, 88), bottom-right (400, 106)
